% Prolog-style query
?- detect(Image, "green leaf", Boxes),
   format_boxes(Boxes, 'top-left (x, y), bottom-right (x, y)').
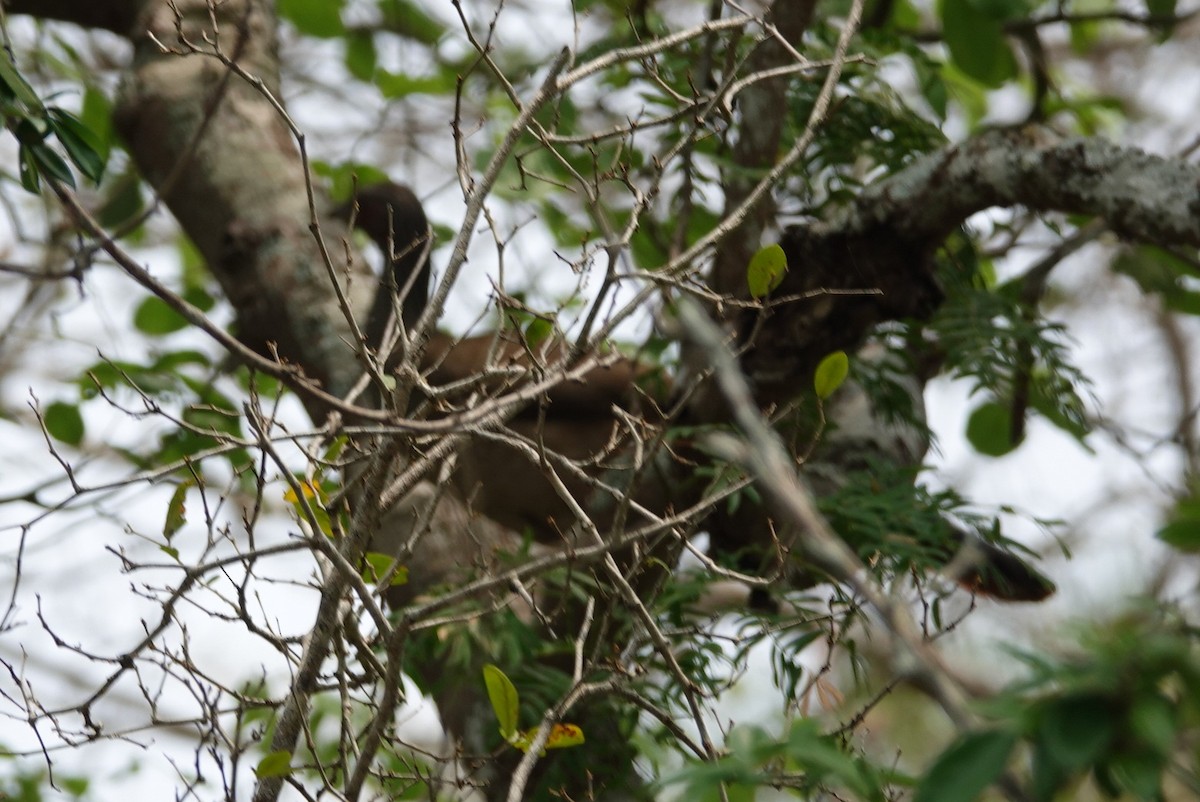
top-left (914, 729), bottom-right (1016, 802)
top-left (96, 171), bottom-right (145, 229)
top-left (0, 54), bottom-right (42, 108)
top-left (277, 0), bottom-right (344, 37)
top-left (965, 401), bottom-right (1018, 457)
top-left (133, 296), bottom-right (189, 335)
top-left (813, 351), bottom-right (850, 400)
top-left (375, 70), bottom-right (456, 99)
top-left (379, 0), bottom-right (446, 44)
top-left (482, 664), bottom-right (520, 740)
top-left (939, 0), bottom-right (1016, 87)
top-left (746, 243), bottom-right (788, 299)
top-left (1157, 496), bottom-right (1200, 552)
top-left (1130, 693), bottom-right (1176, 756)
top-left (44, 401), bottom-right (85, 445)
top-left (1157, 518), bottom-right (1200, 551)
top-left (1037, 694), bottom-right (1116, 771)
top-left (363, 552), bottom-right (408, 586)
top-left (47, 107), bottom-right (106, 183)
top-left (345, 31), bottom-right (377, 80)
top-left (19, 145), bottom-right (41, 192)
top-left (254, 750), bottom-right (293, 779)
top-left (1107, 751), bottom-right (1165, 800)
top-left (80, 87), bottom-right (114, 163)
top-left (163, 481), bottom-right (191, 540)
top-left (30, 142), bottom-right (76, 187)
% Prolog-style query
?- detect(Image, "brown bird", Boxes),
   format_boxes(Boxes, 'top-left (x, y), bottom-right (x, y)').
top-left (337, 182), bottom-right (1055, 606)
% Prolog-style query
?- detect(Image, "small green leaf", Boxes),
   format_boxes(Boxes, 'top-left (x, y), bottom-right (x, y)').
top-left (747, 243), bottom-right (788, 299)
top-left (44, 401), bottom-right (85, 445)
top-left (345, 31), bottom-right (377, 80)
top-left (19, 145), bottom-right (41, 192)
top-left (482, 664), bottom-right (520, 740)
top-left (277, 0), bottom-right (344, 37)
top-left (813, 351), bottom-right (849, 400)
top-left (965, 401), bottom-right (1018, 457)
top-left (254, 750), bottom-right (293, 779)
top-left (164, 481), bottom-right (191, 540)
top-left (1156, 496), bottom-right (1200, 552)
top-left (379, 0), bottom-right (447, 44)
top-left (914, 729), bottom-right (1016, 802)
top-left (363, 552), bottom-right (408, 586)
top-left (524, 317), bottom-right (554, 349)
top-left (133, 296), bottom-right (189, 335)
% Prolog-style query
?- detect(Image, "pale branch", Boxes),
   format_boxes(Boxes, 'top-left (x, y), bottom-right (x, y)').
top-left (742, 125), bottom-right (1200, 403)
top-left (844, 125), bottom-right (1200, 247)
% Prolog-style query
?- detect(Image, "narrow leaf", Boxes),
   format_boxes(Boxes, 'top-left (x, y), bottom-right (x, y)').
top-left (47, 107), bottom-right (106, 183)
top-left (482, 664), bottom-right (520, 739)
top-left (163, 481), bottom-right (191, 540)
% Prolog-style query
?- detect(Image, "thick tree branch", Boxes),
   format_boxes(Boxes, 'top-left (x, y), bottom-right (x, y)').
top-left (745, 125), bottom-right (1200, 403)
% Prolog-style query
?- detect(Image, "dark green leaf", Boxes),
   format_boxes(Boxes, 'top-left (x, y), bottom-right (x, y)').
top-left (1157, 519), bottom-right (1200, 552)
top-left (18, 145), bottom-right (41, 192)
top-left (30, 142), bottom-right (76, 187)
top-left (939, 0), bottom-right (1016, 87)
top-left (1037, 694), bottom-right (1116, 770)
top-left (914, 729), bottom-right (1016, 802)
top-left (133, 296), bottom-right (189, 335)
top-left (44, 401), bottom-right (85, 445)
top-left (47, 107), bottom-right (106, 183)
top-left (966, 401), bottom-right (1018, 457)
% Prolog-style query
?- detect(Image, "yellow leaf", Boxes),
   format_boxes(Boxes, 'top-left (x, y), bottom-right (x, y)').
top-left (282, 479), bottom-right (322, 504)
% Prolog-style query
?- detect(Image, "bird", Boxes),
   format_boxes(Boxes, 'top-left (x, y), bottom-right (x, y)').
top-left (336, 181), bottom-right (1055, 606)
